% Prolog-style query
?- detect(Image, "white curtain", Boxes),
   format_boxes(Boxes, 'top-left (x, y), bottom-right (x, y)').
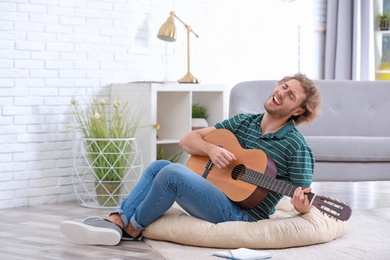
top-left (324, 0), bottom-right (374, 80)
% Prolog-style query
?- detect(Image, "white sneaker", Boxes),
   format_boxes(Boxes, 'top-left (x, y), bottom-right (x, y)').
top-left (60, 219), bottom-right (122, 245)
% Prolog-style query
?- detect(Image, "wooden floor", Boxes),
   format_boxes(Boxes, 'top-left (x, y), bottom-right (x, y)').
top-left (0, 181), bottom-right (389, 260)
top-left (0, 203), bottom-right (164, 260)
top-left (311, 181), bottom-right (390, 209)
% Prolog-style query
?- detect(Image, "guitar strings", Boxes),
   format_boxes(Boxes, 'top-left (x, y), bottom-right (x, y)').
top-left (198, 163), bottom-right (296, 197)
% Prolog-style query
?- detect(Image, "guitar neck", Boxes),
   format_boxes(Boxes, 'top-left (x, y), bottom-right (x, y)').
top-left (241, 168), bottom-right (315, 202)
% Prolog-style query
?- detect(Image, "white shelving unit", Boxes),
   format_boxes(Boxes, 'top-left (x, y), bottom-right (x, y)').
top-left (374, 0), bottom-right (390, 79)
top-left (111, 83), bottom-right (228, 167)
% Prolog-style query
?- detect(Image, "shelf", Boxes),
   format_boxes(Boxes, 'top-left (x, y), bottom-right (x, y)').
top-left (111, 83), bottom-right (227, 166)
top-left (374, 0), bottom-right (390, 79)
top-left (375, 30), bottom-right (390, 35)
top-left (156, 139), bottom-right (180, 145)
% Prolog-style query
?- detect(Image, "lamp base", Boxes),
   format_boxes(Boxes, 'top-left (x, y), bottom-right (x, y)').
top-left (178, 72), bottom-right (199, 84)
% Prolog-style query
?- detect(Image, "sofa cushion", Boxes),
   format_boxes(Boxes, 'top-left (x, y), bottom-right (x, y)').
top-left (305, 136), bottom-right (390, 162)
top-left (143, 199), bottom-right (348, 249)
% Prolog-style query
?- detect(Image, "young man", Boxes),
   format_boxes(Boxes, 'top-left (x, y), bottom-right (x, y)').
top-left (61, 73), bottom-right (322, 245)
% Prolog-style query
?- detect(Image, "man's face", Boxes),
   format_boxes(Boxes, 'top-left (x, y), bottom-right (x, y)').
top-left (264, 79), bottom-right (307, 120)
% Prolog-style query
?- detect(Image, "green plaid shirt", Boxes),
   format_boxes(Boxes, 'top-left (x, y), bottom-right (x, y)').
top-left (215, 113), bottom-right (314, 220)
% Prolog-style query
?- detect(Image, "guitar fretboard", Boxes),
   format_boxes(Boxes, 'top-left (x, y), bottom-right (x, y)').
top-left (239, 167), bottom-right (315, 201)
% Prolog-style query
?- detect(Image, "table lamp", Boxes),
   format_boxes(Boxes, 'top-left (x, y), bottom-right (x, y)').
top-left (157, 11), bottom-right (199, 83)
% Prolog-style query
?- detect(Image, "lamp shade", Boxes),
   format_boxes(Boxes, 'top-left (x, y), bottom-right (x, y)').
top-left (157, 16), bottom-right (176, 42)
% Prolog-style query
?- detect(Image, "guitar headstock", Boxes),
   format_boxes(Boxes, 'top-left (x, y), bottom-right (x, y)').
top-left (312, 195), bottom-right (352, 221)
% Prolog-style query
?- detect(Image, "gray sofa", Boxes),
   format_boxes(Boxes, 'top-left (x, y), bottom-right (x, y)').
top-left (229, 80), bottom-right (390, 182)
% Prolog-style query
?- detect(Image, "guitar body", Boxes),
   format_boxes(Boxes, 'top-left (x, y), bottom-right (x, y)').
top-left (187, 129), bottom-right (277, 209)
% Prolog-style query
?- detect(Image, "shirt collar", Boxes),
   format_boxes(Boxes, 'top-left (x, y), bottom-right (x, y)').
top-left (258, 114), bottom-right (295, 139)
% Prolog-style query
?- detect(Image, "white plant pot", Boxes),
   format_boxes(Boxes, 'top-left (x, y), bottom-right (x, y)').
top-left (192, 118), bottom-right (208, 130)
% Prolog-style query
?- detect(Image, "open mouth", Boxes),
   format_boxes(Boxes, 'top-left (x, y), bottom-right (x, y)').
top-left (272, 95), bottom-right (281, 105)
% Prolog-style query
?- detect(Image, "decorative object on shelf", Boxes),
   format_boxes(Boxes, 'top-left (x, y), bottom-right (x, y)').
top-left (68, 97), bottom-right (144, 208)
top-left (157, 11), bottom-right (200, 84)
top-left (378, 51), bottom-right (390, 80)
top-left (192, 103), bottom-right (208, 130)
top-left (378, 12), bottom-right (390, 30)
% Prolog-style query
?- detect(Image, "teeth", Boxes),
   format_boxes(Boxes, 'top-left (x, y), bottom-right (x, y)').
top-left (273, 95), bottom-right (280, 105)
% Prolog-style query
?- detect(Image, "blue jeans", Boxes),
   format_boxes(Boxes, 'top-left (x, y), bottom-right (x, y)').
top-left (111, 160), bottom-right (255, 230)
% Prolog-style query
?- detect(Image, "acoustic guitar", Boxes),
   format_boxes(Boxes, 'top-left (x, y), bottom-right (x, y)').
top-left (186, 129), bottom-right (352, 221)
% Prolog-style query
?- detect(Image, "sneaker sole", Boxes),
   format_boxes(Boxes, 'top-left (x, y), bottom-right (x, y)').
top-left (60, 221), bottom-right (121, 245)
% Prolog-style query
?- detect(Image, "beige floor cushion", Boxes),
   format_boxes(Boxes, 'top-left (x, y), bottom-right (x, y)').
top-left (143, 198), bottom-right (348, 249)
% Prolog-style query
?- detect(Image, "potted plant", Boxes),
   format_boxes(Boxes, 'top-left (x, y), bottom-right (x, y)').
top-left (378, 12), bottom-right (390, 30)
top-left (157, 145), bottom-right (183, 163)
top-left (192, 103), bottom-right (209, 130)
top-left (69, 97), bottom-right (144, 207)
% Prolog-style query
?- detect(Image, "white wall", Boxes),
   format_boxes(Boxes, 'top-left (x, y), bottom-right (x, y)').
top-left (0, 0), bottom-right (325, 209)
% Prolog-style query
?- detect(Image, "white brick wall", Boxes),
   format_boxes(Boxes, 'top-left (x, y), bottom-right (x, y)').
top-left (0, 0), bottom-right (323, 209)
top-left (0, 0), bottom-right (172, 209)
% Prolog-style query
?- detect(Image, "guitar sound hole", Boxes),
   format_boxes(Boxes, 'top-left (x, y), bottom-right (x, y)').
top-left (232, 164), bottom-right (246, 180)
